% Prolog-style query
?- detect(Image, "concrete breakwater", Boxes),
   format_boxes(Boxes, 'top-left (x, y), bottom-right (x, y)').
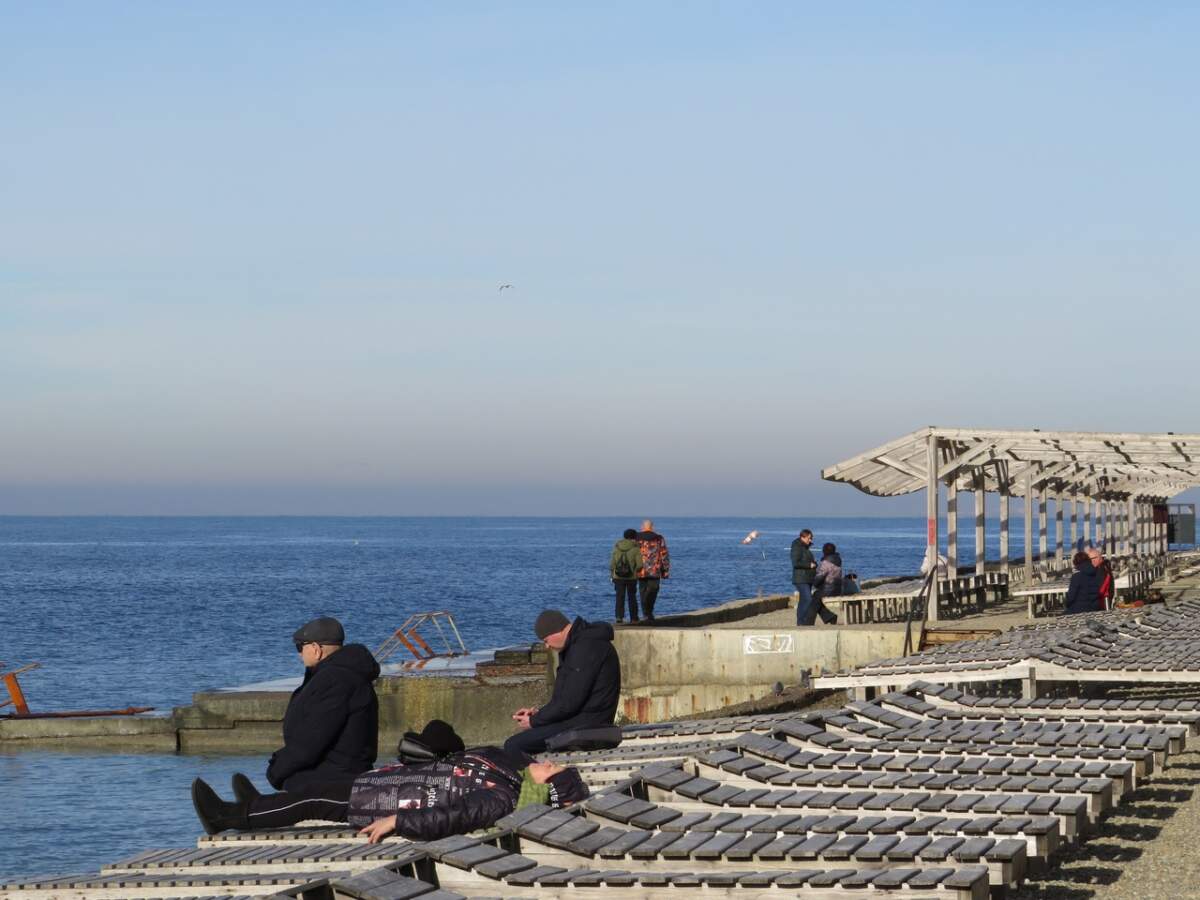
top-left (0, 647), bottom-right (551, 752)
top-left (0, 592), bottom-right (911, 752)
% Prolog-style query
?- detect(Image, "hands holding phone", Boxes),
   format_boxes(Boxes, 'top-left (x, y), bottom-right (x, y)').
top-left (512, 707), bottom-right (538, 730)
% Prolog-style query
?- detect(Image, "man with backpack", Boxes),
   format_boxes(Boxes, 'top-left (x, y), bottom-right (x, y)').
top-left (610, 528), bottom-right (645, 623)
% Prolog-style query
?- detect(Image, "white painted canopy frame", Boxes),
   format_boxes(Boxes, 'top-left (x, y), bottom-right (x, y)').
top-left (823, 427), bottom-right (1193, 619)
top-left (824, 427), bottom-right (1200, 501)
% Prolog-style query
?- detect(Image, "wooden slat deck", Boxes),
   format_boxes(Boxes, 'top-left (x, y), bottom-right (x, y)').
top-left (815, 599), bottom-right (1200, 692)
top-left (0, 868), bottom-right (344, 900)
top-left (701, 739), bottom-right (1133, 810)
top-left (7, 664), bottom-right (1200, 900)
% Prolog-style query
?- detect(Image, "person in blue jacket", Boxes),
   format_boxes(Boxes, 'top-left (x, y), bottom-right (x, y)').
top-left (1064, 551), bottom-right (1100, 615)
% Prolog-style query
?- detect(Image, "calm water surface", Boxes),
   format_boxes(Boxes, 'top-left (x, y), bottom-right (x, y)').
top-left (0, 515), bottom-right (1023, 881)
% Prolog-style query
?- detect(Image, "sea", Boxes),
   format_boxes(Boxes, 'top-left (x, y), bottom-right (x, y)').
top-left (0, 515), bottom-right (1025, 882)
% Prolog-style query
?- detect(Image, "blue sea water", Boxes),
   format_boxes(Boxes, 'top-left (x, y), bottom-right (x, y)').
top-left (0, 515), bottom-right (1023, 882)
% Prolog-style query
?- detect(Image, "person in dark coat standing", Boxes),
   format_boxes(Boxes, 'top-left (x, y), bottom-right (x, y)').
top-left (792, 529), bottom-right (837, 626)
top-left (191, 743), bottom-right (588, 842)
top-left (635, 519), bottom-right (671, 622)
top-left (610, 528), bottom-right (645, 624)
top-left (1064, 551), bottom-right (1100, 615)
top-left (257, 617), bottom-right (381, 793)
top-left (505, 609), bottom-right (621, 755)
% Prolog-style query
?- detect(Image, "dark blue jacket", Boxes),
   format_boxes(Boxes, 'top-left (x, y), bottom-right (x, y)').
top-left (1064, 561), bottom-right (1099, 615)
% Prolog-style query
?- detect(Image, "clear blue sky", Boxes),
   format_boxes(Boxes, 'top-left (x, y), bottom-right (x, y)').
top-left (3, 3), bottom-right (1198, 515)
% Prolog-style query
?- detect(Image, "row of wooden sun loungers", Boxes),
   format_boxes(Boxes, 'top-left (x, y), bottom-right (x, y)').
top-left (814, 599), bottom-right (1200, 693)
top-left (6, 676), bottom-right (1195, 900)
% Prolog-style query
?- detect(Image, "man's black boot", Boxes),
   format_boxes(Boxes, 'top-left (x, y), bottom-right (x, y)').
top-left (191, 778), bottom-right (248, 835)
top-left (231, 772), bottom-right (261, 805)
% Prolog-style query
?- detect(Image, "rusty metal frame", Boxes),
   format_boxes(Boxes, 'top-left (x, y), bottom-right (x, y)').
top-left (0, 662), bottom-right (40, 716)
top-left (373, 612), bottom-right (469, 664)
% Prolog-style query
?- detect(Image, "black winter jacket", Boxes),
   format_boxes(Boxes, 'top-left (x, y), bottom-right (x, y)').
top-left (530, 617), bottom-right (620, 730)
top-left (348, 746), bottom-right (526, 842)
top-left (267, 643), bottom-right (381, 791)
top-left (1064, 561), bottom-right (1099, 615)
top-left (790, 539), bottom-right (816, 585)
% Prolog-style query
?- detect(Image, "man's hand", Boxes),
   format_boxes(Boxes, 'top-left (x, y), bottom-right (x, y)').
top-left (359, 815), bottom-right (397, 844)
top-left (512, 708), bottom-right (536, 730)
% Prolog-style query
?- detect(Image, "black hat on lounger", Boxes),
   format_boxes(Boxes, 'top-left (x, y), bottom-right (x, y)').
top-left (546, 767), bottom-right (589, 807)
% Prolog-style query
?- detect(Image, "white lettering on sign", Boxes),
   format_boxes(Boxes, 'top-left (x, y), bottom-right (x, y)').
top-left (743, 634), bottom-right (795, 655)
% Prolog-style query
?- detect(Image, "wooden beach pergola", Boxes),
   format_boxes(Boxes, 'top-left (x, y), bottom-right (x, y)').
top-left (822, 427), bottom-right (1200, 619)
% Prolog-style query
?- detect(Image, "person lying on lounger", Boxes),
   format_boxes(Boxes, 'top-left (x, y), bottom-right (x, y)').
top-left (192, 742), bottom-right (588, 843)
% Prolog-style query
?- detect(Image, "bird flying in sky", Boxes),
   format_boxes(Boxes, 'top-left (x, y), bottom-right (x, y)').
top-left (498, 283), bottom-right (513, 293)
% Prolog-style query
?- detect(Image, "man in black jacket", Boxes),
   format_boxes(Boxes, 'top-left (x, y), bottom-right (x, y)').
top-left (192, 745), bottom-right (589, 842)
top-left (504, 609), bottom-right (621, 756)
top-left (259, 617), bottom-right (381, 792)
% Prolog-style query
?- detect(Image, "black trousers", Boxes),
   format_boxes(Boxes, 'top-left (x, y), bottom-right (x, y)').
top-left (637, 578), bottom-right (660, 619)
top-left (246, 778), bottom-right (354, 830)
top-left (614, 579), bottom-right (638, 621)
top-left (503, 722), bottom-right (568, 756)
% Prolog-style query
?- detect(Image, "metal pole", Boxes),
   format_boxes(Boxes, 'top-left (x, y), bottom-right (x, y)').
top-left (1070, 493), bottom-right (1078, 553)
top-left (926, 434), bottom-right (940, 623)
top-left (947, 476), bottom-right (958, 576)
top-left (1024, 472), bottom-right (1034, 579)
top-left (1038, 486), bottom-right (1047, 563)
top-left (999, 465), bottom-right (1010, 577)
top-left (975, 471), bottom-right (986, 577)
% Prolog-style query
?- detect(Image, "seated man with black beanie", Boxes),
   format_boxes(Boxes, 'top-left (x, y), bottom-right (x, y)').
top-left (504, 608), bottom-right (621, 756)
top-left (191, 740), bottom-right (589, 843)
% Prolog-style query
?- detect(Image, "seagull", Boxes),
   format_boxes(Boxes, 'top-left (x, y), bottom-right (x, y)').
top-left (498, 284), bottom-right (513, 293)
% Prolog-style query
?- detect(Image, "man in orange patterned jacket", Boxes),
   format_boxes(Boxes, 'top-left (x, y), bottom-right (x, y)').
top-left (636, 519), bottom-right (671, 622)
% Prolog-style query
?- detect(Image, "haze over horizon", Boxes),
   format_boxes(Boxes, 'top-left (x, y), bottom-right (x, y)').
top-left (4, 4), bottom-right (1199, 516)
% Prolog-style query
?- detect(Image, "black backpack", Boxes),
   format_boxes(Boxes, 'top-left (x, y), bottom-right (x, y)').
top-left (614, 549), bottom-right (635, 579)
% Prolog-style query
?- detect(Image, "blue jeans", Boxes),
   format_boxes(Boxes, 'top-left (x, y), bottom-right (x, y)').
top-left (795, 583), bottom-right (836, 626)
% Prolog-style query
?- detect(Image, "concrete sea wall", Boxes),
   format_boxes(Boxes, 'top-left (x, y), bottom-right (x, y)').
top-left (0, 593), bottom-right (912, 748)
top-left (615, 594), bottom-right (907, 722)
top-left (0, 648), bottom-right (551, 752)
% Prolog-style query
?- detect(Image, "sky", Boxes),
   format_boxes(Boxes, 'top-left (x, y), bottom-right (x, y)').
top-left (3, 2), bottom-right (1199, 515)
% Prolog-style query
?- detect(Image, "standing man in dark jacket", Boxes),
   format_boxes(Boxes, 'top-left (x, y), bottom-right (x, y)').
top-left (636, 519), bottom-right (671, 622)
top-left (1064, 551), bottom-right (1100, 614)
top-left (611, 528), bottom-right (644, 624)
top-left (504, 609), bottom-right (621, 755)
top-left (792, 528), bottom-right (837, 626)
top-left (261, 617), bottom-right (381, 792)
